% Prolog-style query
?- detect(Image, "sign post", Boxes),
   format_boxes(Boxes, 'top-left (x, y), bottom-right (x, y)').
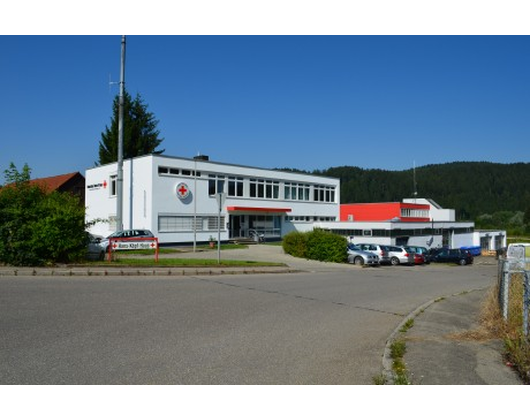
top-left (216, 192), bottom-right (226, 264)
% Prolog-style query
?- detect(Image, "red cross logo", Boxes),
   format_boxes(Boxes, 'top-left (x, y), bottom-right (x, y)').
top-left (176, 182), bottom-right (190, 200)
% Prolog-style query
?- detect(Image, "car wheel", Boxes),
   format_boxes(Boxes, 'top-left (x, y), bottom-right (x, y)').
top-left (391, 257), bottom-right (400, 266)
top-left (458, 258), bottom-right (467, 266)
top-left (354, 256), bottom-right (364, 266)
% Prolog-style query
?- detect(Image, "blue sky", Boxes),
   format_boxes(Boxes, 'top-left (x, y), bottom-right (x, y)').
top-left (2, 34), bottom-right (529, 180)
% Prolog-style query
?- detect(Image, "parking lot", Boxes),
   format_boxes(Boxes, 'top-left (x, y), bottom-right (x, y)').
top-left (0, 244), bottom-right (499, 384)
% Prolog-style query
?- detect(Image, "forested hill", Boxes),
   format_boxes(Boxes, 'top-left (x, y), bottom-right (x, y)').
top-left (310, 162), bottom-right (530, 220)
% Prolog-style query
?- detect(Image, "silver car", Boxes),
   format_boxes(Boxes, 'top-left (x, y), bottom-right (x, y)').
top-left (99, 229), bottom-right (155, 252)
top-left (356, 243), bottom-right (391, 265)
top-left (347, 244), bottom-right (380, 266)
top-left (382, 245), bottom-right (415, 266)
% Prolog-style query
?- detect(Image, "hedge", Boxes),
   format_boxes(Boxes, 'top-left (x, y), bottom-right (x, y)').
top-left (282, 229), bottom-right (347, 263)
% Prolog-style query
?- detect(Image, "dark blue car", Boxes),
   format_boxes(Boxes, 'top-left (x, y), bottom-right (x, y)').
top-left (429, 248), bottom-right (473, 265)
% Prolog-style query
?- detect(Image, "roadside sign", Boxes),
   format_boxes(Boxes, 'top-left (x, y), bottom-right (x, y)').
top-left (108, 237), bottom-right (159, 262)
top-left (111, 240), bottom-right (158, 250)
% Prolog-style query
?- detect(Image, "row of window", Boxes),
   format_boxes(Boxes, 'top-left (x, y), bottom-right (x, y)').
top-left (161, 166), bottom-right (337, 203)
top-left (158, 166), bottom-right (201, 177)
top-left (330, 227), bottom-right (474, 237)
top-left (286, 216), bottom-right (337, 222)
top-left (108, 168), bottom-right (337, 204)
top-left (400, 208), bottom-right (429, 218)
top-left (159, 215), bottom-right (225, 232)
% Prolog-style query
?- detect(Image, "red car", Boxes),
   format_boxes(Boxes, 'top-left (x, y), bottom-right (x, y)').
top-left (412, 253), bottom-right (426, 265)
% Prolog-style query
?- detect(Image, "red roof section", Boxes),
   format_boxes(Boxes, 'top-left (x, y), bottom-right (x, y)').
top-left (30, 172), bottom-right (83, 193)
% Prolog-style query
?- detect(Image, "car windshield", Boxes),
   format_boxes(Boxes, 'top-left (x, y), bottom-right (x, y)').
top-left (348, 244), bottom-right (361, 250)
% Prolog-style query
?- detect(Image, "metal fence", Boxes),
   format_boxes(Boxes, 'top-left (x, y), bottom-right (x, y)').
top-left (498, 257), bottom-right (530, 337)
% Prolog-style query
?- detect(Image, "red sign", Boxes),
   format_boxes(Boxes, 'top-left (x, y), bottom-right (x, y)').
top-left (176, 182), bottom-right (190, 200)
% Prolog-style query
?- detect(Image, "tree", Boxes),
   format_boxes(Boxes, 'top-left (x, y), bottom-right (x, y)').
top-left (0, 163), bottom-right (88, 266)
top-left (4, 161), bottom-right (31, 184)
top-left (98, 90), bottom-right (165, 165)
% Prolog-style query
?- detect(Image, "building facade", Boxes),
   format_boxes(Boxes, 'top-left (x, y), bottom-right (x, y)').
top-left (332, 197), bottom-right (505, 250)
top-left (316, 219), bottom-right (475, 249)
top-left (85, 154), bottom-right (505, 251)
top-left (85, 154), bottom-right (340, 244)
top-left (340, 202), bottom-right (430, 222)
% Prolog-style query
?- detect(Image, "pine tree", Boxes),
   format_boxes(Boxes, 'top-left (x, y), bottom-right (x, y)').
top-left (97, 91), bottom-right (165, 165)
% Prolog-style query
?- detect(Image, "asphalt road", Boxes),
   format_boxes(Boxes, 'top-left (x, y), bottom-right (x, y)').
top-left (0, 257), bottom-right (498, 384)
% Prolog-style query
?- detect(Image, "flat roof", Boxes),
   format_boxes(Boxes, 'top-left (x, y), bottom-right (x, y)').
top-left (87, 153), bottom-right (340, 183)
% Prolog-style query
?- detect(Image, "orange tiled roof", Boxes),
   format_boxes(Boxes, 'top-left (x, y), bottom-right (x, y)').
top-left (30, 172), bottom-right (82, 193)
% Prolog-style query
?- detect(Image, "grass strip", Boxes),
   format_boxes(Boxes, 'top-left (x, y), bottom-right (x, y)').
top-left (89, 258), bottom-right (286, 267)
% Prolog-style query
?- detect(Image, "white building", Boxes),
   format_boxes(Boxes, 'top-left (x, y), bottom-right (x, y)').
top-left (85, 154), bottom-right (340, 244)
top-left (85, 154), bottom-right (506, 252)
top-left (402, 198), bottom-right (455, 222)
top-left (315, 219), bottom-right (476, 249)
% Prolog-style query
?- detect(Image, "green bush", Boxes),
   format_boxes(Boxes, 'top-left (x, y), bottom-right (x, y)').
top-left (282, 229), bottom-right (347, 263)
top-left (282, 231), bottom-right (307, 258)
top-left (305, 229), bottom-right (347, 263)
top-left (0, 164), bottom-right (88, 266)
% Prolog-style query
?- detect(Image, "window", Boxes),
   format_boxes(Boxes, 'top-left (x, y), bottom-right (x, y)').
top-left (228, 177), bottom-right (244, 197)
top-left (313, 185), bottom-right (334, 202)
top-left (209, 175), bottom-right (225, 196)
top-left (158, 215), bottom-right (225, 232)
top-left (110, 175), bottom-right (117, 197)
top-left (159, 216), bottom-right (195, 231)
top-left (158, 166), bottom-right (200, 177)
top-left (285, 183), bottom-right (310, 201)
top-left (250, 179), bottom-right (279, 199)
top-left (401, 208), bottom-right (429, 218)
top-left (207, 216), bottom-right (225, 230)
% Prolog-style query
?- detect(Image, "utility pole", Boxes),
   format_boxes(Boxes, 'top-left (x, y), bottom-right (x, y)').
top-left (116, 35), bottom-right (126, 232)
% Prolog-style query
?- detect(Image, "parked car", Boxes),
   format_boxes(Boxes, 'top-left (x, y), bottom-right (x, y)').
top-left (347, 244), bottom-right (380, 266)
top-left (356, 243), bottom-right (391, 265)
top-left (99, 229), bottom-right (155, 252)
top-left (404, 245), bottom-right (431, 263)
top-left (411, 252), bottom-right (426, 265)
top-left (430, 248), bottom-right (474, 265)
top-left (382, 245), bottom-right (415, 266)
top-left (404, 246), bottom-right (430, 264)
top-left (86, 233), bottom-right (105, 261)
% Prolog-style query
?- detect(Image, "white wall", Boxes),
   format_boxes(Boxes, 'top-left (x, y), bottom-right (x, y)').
top-left (403, 198), bottom-right (455, 221)
top-left (85, 162), bottom-right (119, 238)
top-left (86, 154), bottom-right (340, 243)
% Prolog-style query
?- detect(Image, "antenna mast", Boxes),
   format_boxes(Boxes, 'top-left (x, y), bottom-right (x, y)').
top-left (116, 35), bottom-right (126, 232)
top-left (413, 160), bottom-right (418, 201)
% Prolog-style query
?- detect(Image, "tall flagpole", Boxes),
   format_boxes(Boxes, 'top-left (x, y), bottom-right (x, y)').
top-left (116, 35), bottom-right (126, 232)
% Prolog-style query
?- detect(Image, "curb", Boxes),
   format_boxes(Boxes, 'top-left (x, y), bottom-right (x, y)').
top-left (381, 287), bottom-right (488, 385)
top-left (0, 266), bottom-right (301, 277)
